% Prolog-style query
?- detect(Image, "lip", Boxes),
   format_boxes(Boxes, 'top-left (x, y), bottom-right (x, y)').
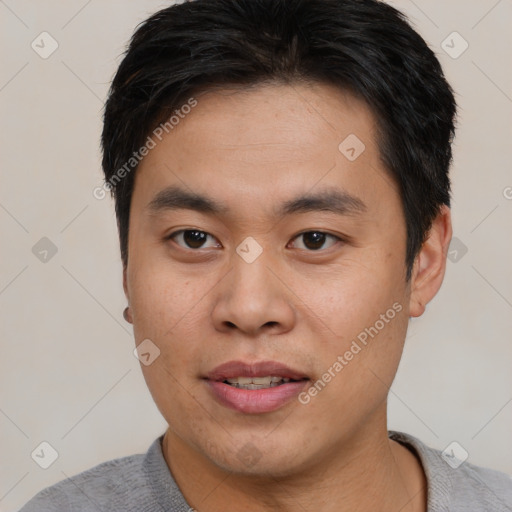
top-left (206, 360), bottom-right (309, 381)
top-left (204, 360), bottom-right (310, 414)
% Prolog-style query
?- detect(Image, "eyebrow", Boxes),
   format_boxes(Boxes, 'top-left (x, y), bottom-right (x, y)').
top-left (146, 185), bottom-right (367, 219)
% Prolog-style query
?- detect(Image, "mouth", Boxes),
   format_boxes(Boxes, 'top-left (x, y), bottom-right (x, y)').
top-left (204, 360), bottom-right (310, 414)
top-left (222, 376), bottom-right (300, 390)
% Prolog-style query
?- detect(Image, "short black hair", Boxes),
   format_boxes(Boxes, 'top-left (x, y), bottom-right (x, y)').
top-left (101, 0), bottom-right (456, 281)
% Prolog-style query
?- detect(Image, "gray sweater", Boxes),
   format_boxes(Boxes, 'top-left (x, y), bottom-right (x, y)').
top-left (19, 430), bottom-right (512, 511)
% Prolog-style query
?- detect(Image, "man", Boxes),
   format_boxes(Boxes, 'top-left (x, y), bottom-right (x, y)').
top-left (20, 0), bottom-right (512, 511)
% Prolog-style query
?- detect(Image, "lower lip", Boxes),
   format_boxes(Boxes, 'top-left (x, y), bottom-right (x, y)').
top-left (206, 380), bottom-right (309, 414)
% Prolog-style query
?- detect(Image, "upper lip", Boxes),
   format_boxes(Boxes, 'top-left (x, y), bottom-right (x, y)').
top-left (206, 360), bottom-right (309, 381)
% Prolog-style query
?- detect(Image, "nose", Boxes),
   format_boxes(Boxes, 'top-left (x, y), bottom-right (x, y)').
top-left (211, 249), bottom-right (296, 337)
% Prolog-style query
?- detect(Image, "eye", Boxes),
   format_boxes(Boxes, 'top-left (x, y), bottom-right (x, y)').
top-left (167, 229), bottom-right (220, 250)
top-left (289, 231), bottom-right (341, 251)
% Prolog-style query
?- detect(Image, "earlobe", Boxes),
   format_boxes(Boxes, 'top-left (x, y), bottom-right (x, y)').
top-left (409, 205), bottom-right (452, 318)
top-left (122, 266), bottom-right (133, 324)
top-left (123, 306), bottom-right (133, 323)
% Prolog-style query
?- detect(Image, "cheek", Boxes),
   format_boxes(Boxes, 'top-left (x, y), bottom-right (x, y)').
top-left (128, 254), bottom-right (206, 337)
top-left (291, 254), bottom-right (408, 398)
top-left (293, 255), bottom-right (405, 341)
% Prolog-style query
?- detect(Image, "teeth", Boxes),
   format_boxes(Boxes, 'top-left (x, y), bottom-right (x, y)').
top-left (225, 376), bottom-right (291, 389)
top-left (227, 377), bottom-right (253, 385)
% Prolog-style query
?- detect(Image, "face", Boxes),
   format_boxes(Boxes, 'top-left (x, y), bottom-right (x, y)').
top-left (124, 83), bottom-right (421, 476)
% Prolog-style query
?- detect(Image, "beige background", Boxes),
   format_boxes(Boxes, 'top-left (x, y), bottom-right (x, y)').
top-left (1, 1), bottom-right (511, 510)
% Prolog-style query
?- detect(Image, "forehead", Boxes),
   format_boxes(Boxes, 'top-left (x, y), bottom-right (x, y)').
top-left (168, 82), bottom-right (378, 155)
top-left (131, 82), bottom-right (399, 220)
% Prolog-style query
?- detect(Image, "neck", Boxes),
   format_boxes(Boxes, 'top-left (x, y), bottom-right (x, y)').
top-left (162, 411), bottom-right (427, 512)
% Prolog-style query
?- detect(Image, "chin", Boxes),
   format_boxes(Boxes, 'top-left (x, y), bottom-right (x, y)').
top-left (202, 431), bottom-right (313, 478)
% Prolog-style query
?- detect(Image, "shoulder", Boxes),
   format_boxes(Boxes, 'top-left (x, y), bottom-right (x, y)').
top-left (447, 458), bottom-right (512, 511)
top-left (18, 448), bottom-right (152, 512)
top-left (389, 430), bottom-right (512, 512)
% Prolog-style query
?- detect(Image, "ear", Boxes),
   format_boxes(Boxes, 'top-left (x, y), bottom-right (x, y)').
top-left (409, 205), bottom-right (452, 318)
top-left (123, 264), bottom-right (129, 303)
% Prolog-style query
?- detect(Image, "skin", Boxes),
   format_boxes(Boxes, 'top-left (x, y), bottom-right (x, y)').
top-left (123, 82), bottom-right (452, 512)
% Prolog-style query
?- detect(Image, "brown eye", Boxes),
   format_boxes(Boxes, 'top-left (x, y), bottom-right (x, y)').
top-left (168, 230), bottom-right (219, 249)
top-left (183, 230), bottom-right (207, 248)
top-left (291, 231), bottom-right (339, 251)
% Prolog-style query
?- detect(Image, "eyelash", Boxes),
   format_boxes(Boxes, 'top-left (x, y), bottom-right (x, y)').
top-left (165, 229), bottom-right (344, 252)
